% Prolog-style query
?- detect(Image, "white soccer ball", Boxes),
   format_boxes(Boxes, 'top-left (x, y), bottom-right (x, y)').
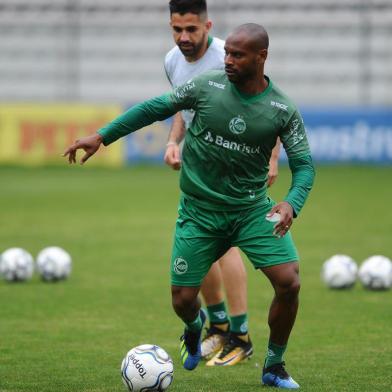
top-left (36, 246), bottom-right (72, 282)
top-left (121, 344), bottom-right (174, 392)
top-left (358, 255), bottom-right (392, 290)
top-left (321, 254), bottom-right (358, 289)
top-left (0, 247), bottom-right (34, 282)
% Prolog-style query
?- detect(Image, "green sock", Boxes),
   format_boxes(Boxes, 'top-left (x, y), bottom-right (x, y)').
top-left (230, 313), bottom-right (248, 335)
top-left (265, 341), bottom-right (287, 368)
top-left (207, 302), bottom-right (229, 325)
top-left (185, 311), bottom-right (203, 332)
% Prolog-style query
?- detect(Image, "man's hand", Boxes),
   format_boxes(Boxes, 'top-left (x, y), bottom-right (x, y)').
top-left (63, 133), bottom-right (103, 164)
top-left (164, 142), bottom-right (181, 170)
top-left (267, 201), bottom-right (294, 238)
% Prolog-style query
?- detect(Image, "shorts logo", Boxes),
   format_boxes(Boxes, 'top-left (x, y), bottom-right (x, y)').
top-left (173, 257), bottom-right (188, 275)
top-left (229, 115), bottom-right (246, 134)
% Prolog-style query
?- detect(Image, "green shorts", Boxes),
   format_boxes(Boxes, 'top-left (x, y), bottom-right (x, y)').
top-left (170, 196), bottom-right (299, 286)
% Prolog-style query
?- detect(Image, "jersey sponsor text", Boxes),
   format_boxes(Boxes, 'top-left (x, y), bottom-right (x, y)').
top-left (204, 131), bottom-right (260, 154)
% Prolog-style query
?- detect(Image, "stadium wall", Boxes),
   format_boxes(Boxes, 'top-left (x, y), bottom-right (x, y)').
top-left (0, 1), bottom-right (391, 165)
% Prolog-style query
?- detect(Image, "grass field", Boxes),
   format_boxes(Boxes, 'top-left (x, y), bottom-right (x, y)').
top-left (0, 164), bottom-right (391, 392)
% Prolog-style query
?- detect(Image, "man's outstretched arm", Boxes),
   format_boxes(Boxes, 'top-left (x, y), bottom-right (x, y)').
top-left (63, 133), bottom-right (103, 165)
top-left (63, 78), bottom-right (200, 164)
top-left (63, 94), bottom-right (179, 164)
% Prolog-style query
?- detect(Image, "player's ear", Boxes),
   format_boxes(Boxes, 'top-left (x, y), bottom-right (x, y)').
top-left (259, 49), bottom-right (268, 63)
top-left (205, 19), bottom-right (212, 32)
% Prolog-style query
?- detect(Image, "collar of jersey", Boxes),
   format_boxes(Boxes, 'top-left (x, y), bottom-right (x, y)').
top-left (230, 76), bottom-right (272, 103)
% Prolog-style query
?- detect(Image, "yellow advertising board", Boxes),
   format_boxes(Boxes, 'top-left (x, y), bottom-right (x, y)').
top-left (0, 104), bottom-right (123, 166)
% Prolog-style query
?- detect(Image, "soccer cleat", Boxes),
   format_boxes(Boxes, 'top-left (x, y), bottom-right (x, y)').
top-left (206, 333), bottom-right (253, 366)
top-left (262, 361), bottom-right (300, 389)
top-left (201, 324), bottom-right (229, 360)
top-left (179, 309), bottom-right (207, 370)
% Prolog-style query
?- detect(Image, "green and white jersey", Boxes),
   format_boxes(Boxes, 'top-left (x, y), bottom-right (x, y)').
top-left (168, 70), bottom-right (311, 210)
top-left (99, 70), bottom-right (314, 213)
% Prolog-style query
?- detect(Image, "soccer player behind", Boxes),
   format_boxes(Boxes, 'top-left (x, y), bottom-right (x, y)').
top-left (165, 0), bottom-right (253, 366)
top-left (64, 23), bottom-right (315, 389)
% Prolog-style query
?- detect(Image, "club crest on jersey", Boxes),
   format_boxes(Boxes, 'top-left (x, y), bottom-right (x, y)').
top-left (173, 257), bottom-right (188, 275)
top-left (229, 115), bottom-right (246, 135)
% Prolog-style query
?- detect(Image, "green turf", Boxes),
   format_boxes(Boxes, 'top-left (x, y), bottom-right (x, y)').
top-left (0, 165), bottom-right (391, 392)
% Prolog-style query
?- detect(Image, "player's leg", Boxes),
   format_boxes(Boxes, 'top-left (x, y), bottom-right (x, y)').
top-left (171, 284), bottom-right (207, 370)
top-left (232, 199), bottom-right (300, 388)
top-left (220, 247), bottom-right (247, 317)
top-left (199, 262), bottom-right (230, 360)
top-left (262, 262), bottom-right (299, 346)
top-left (200, 261), bottom-right (228, 328)
top-left (206, 247), bottom-right (253, 366)
top-left (260, 262), bottom-right (300, 389)
top-left (171, 197), bottom-right (230, 370)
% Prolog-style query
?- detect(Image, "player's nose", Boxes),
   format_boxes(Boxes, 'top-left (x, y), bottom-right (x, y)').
top-left (179, 31), bottom-right (190, 42)
top-left (224, 54), bottom-right (234, 65)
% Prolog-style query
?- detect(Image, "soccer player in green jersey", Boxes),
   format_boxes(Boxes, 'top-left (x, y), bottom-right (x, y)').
top-left (64, 23), bottom-right (315, 389)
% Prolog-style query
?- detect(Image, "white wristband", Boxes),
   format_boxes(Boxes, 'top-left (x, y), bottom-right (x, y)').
top-left (166, 141), bottom-right (178, 147)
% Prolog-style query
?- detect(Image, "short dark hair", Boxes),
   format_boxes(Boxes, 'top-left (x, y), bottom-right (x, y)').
top-left (169, 0), bottom-right (207, 16)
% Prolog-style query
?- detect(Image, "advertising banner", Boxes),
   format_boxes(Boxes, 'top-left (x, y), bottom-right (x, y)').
top-left (0, 104), bottom-right (124, 166)
top-left (302, 108), bottom-right (392, 163)
top-left (125, 118), bottom-right (172, 163)
top-left (124, 107), bottom-right (392, 164)
top-left (2, 105), bottom-right (389, 165)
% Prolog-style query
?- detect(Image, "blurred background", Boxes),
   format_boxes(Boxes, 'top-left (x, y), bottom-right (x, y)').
top-left (1, 3), bottom-right (391, 391)
top-left (0, 0), bottom-right (391, 165)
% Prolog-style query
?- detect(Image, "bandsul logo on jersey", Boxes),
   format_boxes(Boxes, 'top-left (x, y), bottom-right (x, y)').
top-left (173, 257), bottom-right (188, 275)
top-left (229, 115), bottom-right (247, 134)
top-left (174, 79), bottom-right (195, 99)
top-left (288, 117), bottom-right (305, 146)
top-left (204, 131), bottom-right (260, 154)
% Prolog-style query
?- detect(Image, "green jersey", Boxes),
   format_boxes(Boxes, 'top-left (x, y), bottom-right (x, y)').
top-left (98, 70), bottom-right (314, 214)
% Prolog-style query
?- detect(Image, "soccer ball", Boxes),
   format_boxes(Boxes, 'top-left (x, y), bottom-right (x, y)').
top-left (0, 247), bottom-right (34, 282)
top-left (321, 254), bottom-right (358, 289)
top-left (358, 255), bottom-right (392, 290)
top-left (36, 246), bottom-right (72, 281)
top-left (121, 344), bottom-right (174, 392)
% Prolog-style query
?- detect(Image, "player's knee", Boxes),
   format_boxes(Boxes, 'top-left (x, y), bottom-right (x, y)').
top-left (171, 286), bottom-right (198, 312)
top-left (288, 279), bottom-right (301, 299)
top-left (275, 277), bottom-right (300, 302)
